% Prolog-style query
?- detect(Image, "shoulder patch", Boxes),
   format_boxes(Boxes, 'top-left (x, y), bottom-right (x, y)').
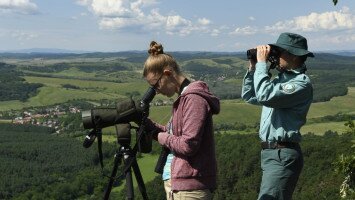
top-left (282, 83), bottom-right (296, 94)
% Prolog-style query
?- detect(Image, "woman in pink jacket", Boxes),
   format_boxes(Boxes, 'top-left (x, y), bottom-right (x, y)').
top-left (144, 41), bottom-right (220, 200)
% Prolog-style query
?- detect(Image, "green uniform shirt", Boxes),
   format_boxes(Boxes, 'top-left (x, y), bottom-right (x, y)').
top-left (242, 62), bottom-right (313, 143)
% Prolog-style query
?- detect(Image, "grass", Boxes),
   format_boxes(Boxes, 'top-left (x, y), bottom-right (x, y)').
top-left (99, 134), bottom-right (159, 196)
top-left (24, 76), bottom-right (148, 95)
top-left (148, 99), bottom-right (261, 126)
top-left (83, 132), bottom-right (159, 195)
top-left (149, 87), bottom-right (355, 126)
top-left (217, 129), bottom-right (257, 135)
top-left (0, 86), bottom-right (125, 110)
top-left (109, 153), bottom-right (159, 195)
top-left (301, 120), bottom-right (354, 135)
top-left (22, 68), bottom-right (98, 79)
top-left (307, 87), bottom-right (355, 118)
top-left (23, 68), bottom-right (143, 83)
top-left (215, 101), bottom-right (261, 125)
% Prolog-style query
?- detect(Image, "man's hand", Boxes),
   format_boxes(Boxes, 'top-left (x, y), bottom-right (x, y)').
top-left (256, 45), bottom-right (271, 63)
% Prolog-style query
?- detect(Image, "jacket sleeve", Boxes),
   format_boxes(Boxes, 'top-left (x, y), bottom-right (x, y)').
top-left (157, 94), bottom-right (208, 156)
top-left (253, 62), bottom-right (312, 108)
top-left (241, 70), bottom-right (260, 105)
top-left (145, 118), bottom-right (166, 132)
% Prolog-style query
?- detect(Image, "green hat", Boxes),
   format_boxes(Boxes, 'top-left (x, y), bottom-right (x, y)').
top-left (270, 32), bottom-right (314, 57)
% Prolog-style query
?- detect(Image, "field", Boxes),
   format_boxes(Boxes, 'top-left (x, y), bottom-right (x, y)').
top-left (0, 86), bottom-right (124, 110)
top-left (1, 75), bottom-right (354, 134)
top-left (308, 87), bottom-right (355, 117)
top-left (110, 154), bottom-right (159, 196)
top-left (301, 121), bottom-right (353, 135)
top-left (149, 87), bottom-right (355, 130)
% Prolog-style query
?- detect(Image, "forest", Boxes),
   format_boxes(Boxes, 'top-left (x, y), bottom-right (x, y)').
top-left (0, 123), bottom-right (353, 200)
top-left (0, 63), bottom-right (43, 101)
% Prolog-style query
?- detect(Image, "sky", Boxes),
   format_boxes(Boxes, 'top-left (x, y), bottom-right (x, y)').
top-left (0, 0), bottom-right (354, 52)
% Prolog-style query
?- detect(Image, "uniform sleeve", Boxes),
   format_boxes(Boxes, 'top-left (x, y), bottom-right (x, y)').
top-left (241, 70), bottom-right (260, 105)
top-left (253, 62), bottom-right (312, 108)
top-left (157, 94), bottom-right (208, 156)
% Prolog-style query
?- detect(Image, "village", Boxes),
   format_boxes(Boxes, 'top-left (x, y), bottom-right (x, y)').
top-left (0, 98), bottom-right (176, 134)
top-left (1, 105), bottom-right (82, 134)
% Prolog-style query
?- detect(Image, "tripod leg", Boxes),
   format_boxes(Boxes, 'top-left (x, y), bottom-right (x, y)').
top-left (125, 162), bottom-right (134, 200)
top-left (104, 152), bottom-right (122, 200)
top-left (132, 159), bottom-right (149, 200)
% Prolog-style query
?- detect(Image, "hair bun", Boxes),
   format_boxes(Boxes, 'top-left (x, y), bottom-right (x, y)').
top-left (148, 41), bottom-right (164, 56)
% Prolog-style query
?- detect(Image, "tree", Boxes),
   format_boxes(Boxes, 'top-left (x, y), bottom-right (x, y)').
top-left (334, 120), bottom-right (355, 199)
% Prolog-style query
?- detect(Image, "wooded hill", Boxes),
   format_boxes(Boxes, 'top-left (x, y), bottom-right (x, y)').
top-left (1, 123), bottom-right (353, 199)
top-left (0, 52), bottom-right (354, 104)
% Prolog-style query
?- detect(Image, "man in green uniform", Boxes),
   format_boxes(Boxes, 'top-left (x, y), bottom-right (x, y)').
top-left (241, 32), bottom-right (314, 200)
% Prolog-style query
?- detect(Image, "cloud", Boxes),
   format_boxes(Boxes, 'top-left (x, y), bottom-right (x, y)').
top-left (11, 30), bottom-right (39, 41)
top-left (265, 7), bottom-right (354, 32)
top-left (210, 29), bottom-right (220, 37)
top-left (76, 0), bottom-right (91, 6)
top-left (310, 32), bottom-right (355, 46)
top-left (77, 0), bottom-right (215, 36)
top-left (230, 26), bottom-right (258, 35)
top-left (197, 18), bottom-right (211, 25)
top-left (0, 0), bottom-right (38, 14)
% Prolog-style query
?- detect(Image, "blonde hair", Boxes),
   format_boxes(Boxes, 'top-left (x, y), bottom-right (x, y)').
top-left (143, 41), bottom-right (180, 77)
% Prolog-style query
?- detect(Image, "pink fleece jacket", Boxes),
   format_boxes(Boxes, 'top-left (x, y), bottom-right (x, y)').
top-left (146, 81), bottom-right (220, 191)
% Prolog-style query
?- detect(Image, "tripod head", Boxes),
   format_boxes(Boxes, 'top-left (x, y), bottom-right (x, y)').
top-left (115, 123), bottom-right (131, 147)
top-left (82, 85), bottom-right (157, 148)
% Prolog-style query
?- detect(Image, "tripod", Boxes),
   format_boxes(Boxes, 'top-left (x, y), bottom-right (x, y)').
top-left (83, 86), bottom-right (157, 200)
top-left (103, 144), bottom-right (148, 200)
top-left (104, 101), bottom-right (152, 200)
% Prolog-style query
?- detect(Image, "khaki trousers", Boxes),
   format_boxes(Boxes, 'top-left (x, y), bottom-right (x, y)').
top-left (164, 179), bottom-right (213, 200)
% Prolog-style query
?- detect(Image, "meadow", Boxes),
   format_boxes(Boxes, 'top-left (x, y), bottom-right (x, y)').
top-left (148, 88), bottom-right (355, 134)
top-left (1, 71), bottom-right (354, 134)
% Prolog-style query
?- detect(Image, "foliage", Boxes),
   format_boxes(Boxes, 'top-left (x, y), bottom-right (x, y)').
top-left (59, 112), bottom-right (84, 133)
top-left (333, 120), bottom-right (355, 199)
top-left (0, 63), bottom-right (43, 102)
top-left (208, 81), bottom-right (242, 99)
top-left (61, 84), bottom-right (80, 89)
top-left (121, 133), bottom-right (353, 200)
top-left (308, 114), bottom-right (355, 124)
top-left (0, 123), bottom-right (117, 200)
top-left (306, 54), bottom-right (355, 102)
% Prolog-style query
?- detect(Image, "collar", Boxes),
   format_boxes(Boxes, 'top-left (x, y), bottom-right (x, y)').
top-left (278, 64), bottom-right (307, 75)
top-left (178, 78), bottom-right (191, 95)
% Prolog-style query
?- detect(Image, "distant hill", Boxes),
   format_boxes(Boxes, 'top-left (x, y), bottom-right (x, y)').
top-left (315, 50), bottom-right (355, 57)
top-left (0, 48), bottom-right (91, 54)
top-left (0, 51), bottom-right (354, 107)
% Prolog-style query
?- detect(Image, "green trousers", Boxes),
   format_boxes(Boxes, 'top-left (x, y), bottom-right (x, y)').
top-left (258, 146), bottom-right (303, 200)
